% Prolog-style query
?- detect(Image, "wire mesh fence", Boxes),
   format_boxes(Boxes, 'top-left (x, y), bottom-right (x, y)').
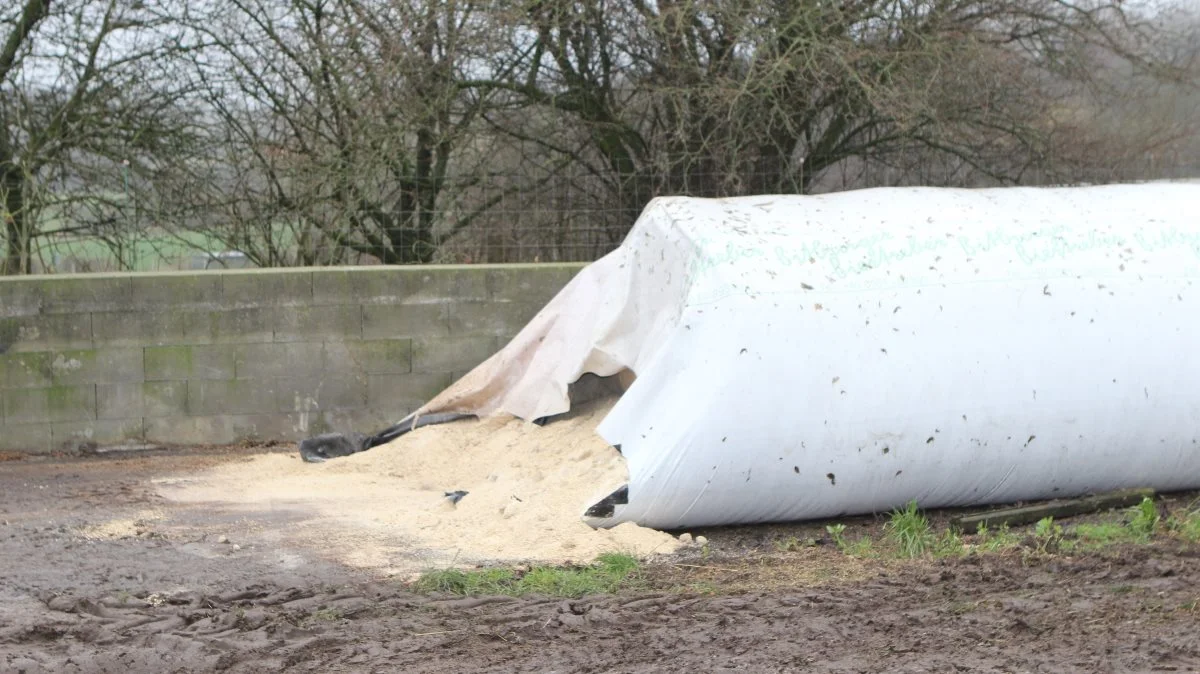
top-left (10, 158), bottom-right (1200, 274)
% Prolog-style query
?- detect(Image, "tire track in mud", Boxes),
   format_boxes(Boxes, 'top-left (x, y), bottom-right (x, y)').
top-left (4, 548), bottom-right (1200, 673)
top-left (3, 450), bottom-right (1200, 672)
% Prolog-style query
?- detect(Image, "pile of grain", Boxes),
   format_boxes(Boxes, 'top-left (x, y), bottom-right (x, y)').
top-left (158, 397), bottom-right (681, 574)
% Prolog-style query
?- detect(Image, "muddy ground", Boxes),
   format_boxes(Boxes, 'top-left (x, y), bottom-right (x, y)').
top-left (2, 447), bottom-right (1199, 673)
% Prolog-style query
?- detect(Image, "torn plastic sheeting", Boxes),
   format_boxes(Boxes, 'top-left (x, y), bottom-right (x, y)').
top-left (413, 181), bottom-right (1200, 530)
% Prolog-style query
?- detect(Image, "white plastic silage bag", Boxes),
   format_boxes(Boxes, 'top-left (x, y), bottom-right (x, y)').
top-left (415, 182), bottom-right (1200, 530)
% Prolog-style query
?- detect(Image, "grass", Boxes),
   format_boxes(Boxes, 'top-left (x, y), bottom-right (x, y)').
top-left (807, 496), bottom-right (1200, 563)
top-left (411, 498), bottom-right (1200, 600)
top-left (884, 500), bottom-right (937, 558)
top-left (1031, 516), bottom-right (1065, 554)
top-left (1168, 509), bottom-right (1200, 542)
top-left (412, 552), bottom-right (642, 598)
top-left (973, 522), bottom-right (1021, 552)
top-left (1127, 497), bottom-right (1161, 540)
top-left (1165, 497), bottom-right (1200, 542)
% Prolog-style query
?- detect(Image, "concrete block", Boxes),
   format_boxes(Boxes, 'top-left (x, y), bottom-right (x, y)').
top-left (0, 314), bottom-right (93, 352)
top-left (411, 336), bottom-right (497, 373)
top-left (225, 414), bottom-right (308, 443)
top-left (3, 348), bottom-right (143, 387)
top-left (299, 408), bottom-right (397, 437)
top-left (222, 269), bottom-right (312, 307)
top-left (273, 305), bottom-right (362, 342)
top-left (183, 307), bottom-right (275, 344)
top-left (188, 379), bottom-right (279, 416)
top-left (367, 372), bottom-right (453, 411)
top-left (145, 414), bottom-right (307, 445)
top-left (486, 264), bottom-right (583, 303)
top-left (0, 278), bottom-right (45, 317)
top-left (323, 339), bottom-right (411, 375)
top-left (53, 418), bottom-right (145, 447)
top-left (131, 273), bottom-right (223, 308)
top-left (35, 275), bottom-right (133, 314)
top-left (446, 301), bottom-right (543, 337)
top-left (0, 422), bottom-right (53, 452)
top-left (235, 342), bottom-right (324, 379)
top-left (0, 275), bottom-right (132, 315)
top-left (98, 381), bottom-right (187, 419)
top-left (92, 310), bottom-right (187, 347)
top-left (4, 385), bottom-right (96, 423)
top-left (145, 416), bottom-right (232, 445)
top-left (144, 345), bottom-right (235, 381)
top-left (275, 375), bottom-right (368, 413)
top-left (312, 266), bottom-right (490, 306)
top-left (362, 304), bottom-right (446, 340)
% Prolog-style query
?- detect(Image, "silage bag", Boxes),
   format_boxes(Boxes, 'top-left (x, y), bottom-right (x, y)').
top-left (413, 182), bottom-right (1200, 529)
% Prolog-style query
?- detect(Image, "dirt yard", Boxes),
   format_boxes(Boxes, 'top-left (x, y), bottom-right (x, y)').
top-left (2, 446), bottom-right (1199, 673)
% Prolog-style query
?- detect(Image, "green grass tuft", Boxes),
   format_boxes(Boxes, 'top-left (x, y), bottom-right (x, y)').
top-left (412, 552), bottom-right (642, 598)
top-left (1126, 497), bottom-right (1160, 540)
top-left (1032, 516), bottom-right (1065, 554)
top-left (885, 500), bottom-right (935, 558)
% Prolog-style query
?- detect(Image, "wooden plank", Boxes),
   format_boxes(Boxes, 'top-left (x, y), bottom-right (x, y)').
top-left (949, 488), bottom-right (1156, 531)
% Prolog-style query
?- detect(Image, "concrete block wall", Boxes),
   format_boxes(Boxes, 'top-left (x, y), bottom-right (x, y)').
top-left (0, 264), bottom-right (584, 453)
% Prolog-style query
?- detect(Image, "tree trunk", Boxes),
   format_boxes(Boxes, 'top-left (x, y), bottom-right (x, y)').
top-left (1, 163), bottom-right (31, 275)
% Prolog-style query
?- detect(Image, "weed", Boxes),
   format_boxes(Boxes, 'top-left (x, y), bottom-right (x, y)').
top-left (310, 608), bottom-right (343, 622)
top-left (413, 552), bottom-right (642, 598)
top-left (825, 523), bottom-right (848, 550)
top-left (974, 523), bottom-right (1020, 552)
top-left (1032, 517), bottom-right (1064, 554)
top-left (885, 501), bottom-right (934, 558)
top-left (1126, 497), bottom-right (1160, 540)
top-left (774, 535), bottom-right (816, 552)
top-left (1073, 521), bottom-right (1133, 549)
top-left (1166, 506), bottom-right (1200, 543)
top-left (844, 537), bottom-right (877, 558)
top-left (933, 529), bottom-right (967, 558)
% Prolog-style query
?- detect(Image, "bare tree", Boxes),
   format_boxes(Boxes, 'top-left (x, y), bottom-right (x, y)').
top-left (166, 0), bottom-right (539, 266)
top-left (0, 0), bottom-right (206, 274)
top-left (468, 0), bottom-right (1198, 228)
